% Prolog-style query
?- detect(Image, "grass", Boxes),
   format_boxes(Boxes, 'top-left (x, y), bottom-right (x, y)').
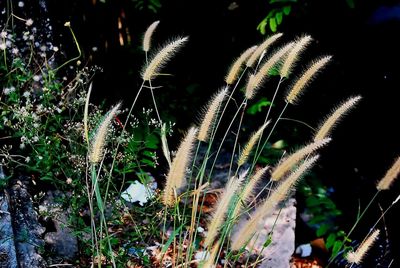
top-left (1, 13), bottom-right (399, 267)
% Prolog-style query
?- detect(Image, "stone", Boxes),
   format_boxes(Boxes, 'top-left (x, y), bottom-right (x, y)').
top-left (42, 191), bottom-right (78, 261)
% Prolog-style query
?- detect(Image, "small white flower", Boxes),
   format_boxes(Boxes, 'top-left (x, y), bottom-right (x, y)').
top-left (32, 113), bottom-right (39, 121)
top-left (33, 123), bottom-right (39, 128)
top-left (38, 155), bottom-right (43, 160)
top-left (40, 45), bottom-right (46, 52)
top-left (5, 40), bottom-right (11, 47)
top-left (32, 136), bottom-right (39, 142)
top-left (53, 46), bottom-right (59, 52)
top-left (0, 31), bottom-right (7, 38)
top-left (25, 19), bottom-right (33, 26)
top-left (56, 108), bottom-right (62, 113)
top-left (20, 143), bottom-right (26, 149)
top-left (18, 1), bottom-right (24, 7)
top-left (92, 46), bottom-right (98, 52)
top-left (25, 156), bottom-right (31, 163)
top-left (0, 43), bottom-right (6, 50)
top-left (33, 75), bottom-right (40, 81)
top-left (12, 48), bottom-right (19, 54)
top-left (23, 91), bottom-right (30, 98)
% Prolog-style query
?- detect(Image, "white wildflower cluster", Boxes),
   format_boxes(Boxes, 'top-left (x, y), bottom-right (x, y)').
top-left (3, 86), bottom-right (16, 95)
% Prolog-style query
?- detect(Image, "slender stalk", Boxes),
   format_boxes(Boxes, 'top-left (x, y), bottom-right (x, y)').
top-left (103, 81), bottom-right (145, 206)
top-left (228, 100), bottom-right (247, 177)
top-left (209, 99), bottom-right (246, 177)
top-left (252, 77), bottom-right (284, 169)
top-left (327, 191), bottom-right (380, 266)
top-left (253, 101), bottom-right (289, 166)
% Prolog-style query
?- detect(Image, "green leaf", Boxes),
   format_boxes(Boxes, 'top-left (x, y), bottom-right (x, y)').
top-left (317, 223), bottom-right (330, 237)
top-left (269, 17), bottom-right (277, 32)
top-left (247, 97), bottom-right (272, 115)
top-left (275, 11), bottom-right (283, 25)
top-left (326, 233), bottom-right (337, 249)
top-left (263, 235), bottom-right (273, 247)
top-left (140, 158), bottom-right (155, 167)
top-left (306, 196), bottom-right (320, 207)
top-left (145, 134), bottom-right (159, 149)
top-left (257, 18), bottom-right (268, 35)
top-left (283, 5), bottom-right (291, 15)
top-left (331, 240), bottom-right (343, 258)
top-left (308, 214), bottom-right (327, 225)
top-left (142, 150), bottom-right (155, 158)
top-left (161, 224), bottom-right (184, 254)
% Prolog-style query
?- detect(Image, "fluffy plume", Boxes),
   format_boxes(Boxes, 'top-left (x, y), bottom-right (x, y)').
top-left (89, 103), bottom-right (121, 163)
top-left (238, 122), bottom-right (270, 166)
top-left (376, 156), bottom-right (400, 190)
top-left (163, 127), bottom-right (198, 206)
top-left (245, 42), bottom-right (295, 99)
top-left (246, 33), bottom-right (283, 68)
top-left (280, 35), bottom-right (313, 78)
top-left (143, 20), bottom-right (160, 52)
top-left (232, 166), bottom-right (269, 219)
top-left (231, 155), bottom-right (319, 250)
top-left (142, 37), bottom-right (188, 81)
top-left (346, 229), bottom-right (380, 264)
top-left (203, 172), bottom-right (246, 248)
top-left (225, 46), bottom-right (258, 85)
top-left (198, 88), bottom-right (228, 142)
top-left (314, 96), bottom-right (362, 141)
top-left (286, 55), bottom-right (332, 104)
top-left (271, 138), bottom-right (330, 181)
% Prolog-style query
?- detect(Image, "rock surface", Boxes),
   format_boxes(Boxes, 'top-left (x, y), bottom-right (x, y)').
top-left (41, 191), bottom-right (78, 261)
top-left (258, 198), bottom-right (297, 268)
top-left (0, 190), bottom-right (18, 268)
top-left (8, 177), bottom-right (47, 268)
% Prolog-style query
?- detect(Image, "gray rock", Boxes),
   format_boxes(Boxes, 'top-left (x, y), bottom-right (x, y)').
top-left (0, 190), bottom-right (18, 268)
top-left (42, 191), bottom-right (78, 261)
top-left (8, 178), bottom-right (47, 268)
top-left (232, 198), bottom-right (297, 268)
top-left (258, 198), bottom-right (297, 268)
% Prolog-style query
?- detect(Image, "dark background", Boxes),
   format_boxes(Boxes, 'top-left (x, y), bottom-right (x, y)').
top-left (15, 0), bottom-right (400, 266)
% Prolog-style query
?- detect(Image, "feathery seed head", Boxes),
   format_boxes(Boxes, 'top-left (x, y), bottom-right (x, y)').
top-left (245, 74), bottom-right (257, 99)
top-left (271, 138), bottom-right (330, 181)
top-left (232, 166), bottom-right (269, 219)
top-left (204, 172), bottom-right (246, 248)
top-left (198, 88), bottom-right (228, 142)
top-left (280, 35), bottom-right (313, 78)
top-left (238, 122), bottom-right (270, 166)
top-left (142, 36), bottom-right (188, 81)
top-left (89, 103), bottom-right (121, 164)
top-left (231, 155), bottom-right (319, 251)
top-left (286, 55), bottom-right (332, 104)
top-left (376, 156), bottom-right (400, 190)
top-left (346, 229), bottom-right (380, 264)
top-left (245, 42), bottom-right (295, 99)
top-left (163, 127), bottom-right (198, 206)
top-left (314, 96), bottom-right (362, 141)
top-left (225, 46), bottom-right (258, 85)
top-left (246, 33), bottom-right (283, 68)
top-left (143, 20), bottom-right (160, 52)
